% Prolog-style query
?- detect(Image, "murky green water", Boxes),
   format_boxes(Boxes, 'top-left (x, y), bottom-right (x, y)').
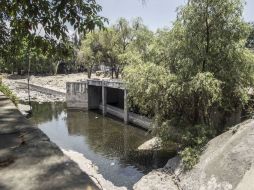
top-left (29, 102), bottom-right (174, 189)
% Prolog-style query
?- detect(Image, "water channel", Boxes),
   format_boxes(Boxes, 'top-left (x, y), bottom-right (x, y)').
top-left (29, 102), bottom-right (174, 189)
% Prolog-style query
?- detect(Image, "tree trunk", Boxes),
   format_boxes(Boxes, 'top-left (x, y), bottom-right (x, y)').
top-left (88, 67), bottom-right (92, 78)
top-left (17, 67), bottom-right (22, 75)
top-left (111, 65), bottom-right (114, 79)
top-left (52, 61), bottom-right (60, 75)
top-left (203, 0), bottom-right (210, 71)
top-left (115, 67), bottom-right (120, 79)
top-left (193, 94), bottom-right (200, 125)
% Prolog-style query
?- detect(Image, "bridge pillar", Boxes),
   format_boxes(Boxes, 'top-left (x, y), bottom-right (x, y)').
top-left (124, 89), bottom-right (128, 124)
top-left (66, 82), bottom-right (88, 110)
top-left (102, 82), bottom-right (107, 116)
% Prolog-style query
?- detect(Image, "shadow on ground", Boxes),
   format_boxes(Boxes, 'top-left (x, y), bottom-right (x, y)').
top-left (0, 92), bottom-right (99, 190)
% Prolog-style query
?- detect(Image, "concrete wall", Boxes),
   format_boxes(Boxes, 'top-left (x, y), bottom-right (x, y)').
top-left (66, 80), bottom-right (151, 129)
top-left (17, 82), bottom-right (65, 96)
top-left (66, 82), bottom-right (88, 110)
top-left (100, 104), bottom-right (124, 120)
top-left (99, 104), bottom-right (151, 129)
top-left (88, 85), bottom-right (102, 109)
top-left (129, 112), bottom-right (152, 130)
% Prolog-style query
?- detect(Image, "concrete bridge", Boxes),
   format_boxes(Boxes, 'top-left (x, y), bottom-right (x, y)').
top-left (66, 79), bottom-right (151, 129)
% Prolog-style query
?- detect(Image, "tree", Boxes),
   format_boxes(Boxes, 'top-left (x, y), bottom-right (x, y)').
top-left (246, 23), bottom-right (254, 50)
top-left (97, 28), bottom-right (119, 78)
top-left (124, 0), bottom-right (254, 169)
top-left (0, 0), bottom-right (106, 75)
top-left (77, 32), bottom-right (102, 78)
top-left (129, 21), bottom-right (154, 62)
top-left (97, 18), bottom-right (149, 79)
top-left (0, 0), bottom-right (106, 41)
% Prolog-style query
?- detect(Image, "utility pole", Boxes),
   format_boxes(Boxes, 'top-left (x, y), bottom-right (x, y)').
top-left (27, 49), bottom-right (32, 112)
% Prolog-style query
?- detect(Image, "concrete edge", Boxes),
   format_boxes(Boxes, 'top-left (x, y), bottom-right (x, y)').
top-left (0, 92), bottom-right (100, 190)
top-left (16, 82), bottom-right (66, 96)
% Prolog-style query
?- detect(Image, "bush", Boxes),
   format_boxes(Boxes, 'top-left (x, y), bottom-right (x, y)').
top-left (0, 83), bottom-right (19, 106)
top-left (158, 123), bottom-right (214, 170)
top-left (180, 147), bottom-right (200, 170)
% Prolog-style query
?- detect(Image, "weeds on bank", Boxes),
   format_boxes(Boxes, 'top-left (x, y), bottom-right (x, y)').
top-left (0, 83), bottom-right (19, 106)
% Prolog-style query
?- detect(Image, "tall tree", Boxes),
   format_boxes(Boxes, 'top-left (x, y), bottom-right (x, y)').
top-left (124, 0), bottom-right (254, 168)
top-left (77, 32), bottom-right (102, 78)
top-left (0, 0), bottom-right (106, 74)
top-left (0, 0), bottom-right (106, 40)
top-left (246, 23), bottom-right (254, 50)
top-left (98, 18), bottom-right (148, 79)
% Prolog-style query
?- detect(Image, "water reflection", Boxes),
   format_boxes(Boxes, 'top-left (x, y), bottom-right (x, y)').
top-left (29, 102), bottom-right (174, 189)
top-left (30, 102), bottom-right (65, 124)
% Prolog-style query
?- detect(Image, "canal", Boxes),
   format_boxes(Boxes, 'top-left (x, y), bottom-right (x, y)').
top-left (29, 102), bottom-right (174, 189)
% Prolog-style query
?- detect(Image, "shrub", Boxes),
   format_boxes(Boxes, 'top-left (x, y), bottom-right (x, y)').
top-left (0, 83), bottom-right (19, 106)
top-left (180, 147), bottom-right (200, 170)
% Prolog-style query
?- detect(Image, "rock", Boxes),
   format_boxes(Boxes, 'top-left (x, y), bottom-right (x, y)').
top-left (29, 75), bottom-right (35, 81)
top-left (18, 104), bottom-right (31, 116)
top-left (0, 149), bottom-right (15, 167)
top-left (176, 120), bottom-right (254, 190)
top-left (133, 169), bottom-right (178, 190)
top-left (134, 120), bottom-right (254, 190)
top-left (138, 137), bottom-right (162, 151)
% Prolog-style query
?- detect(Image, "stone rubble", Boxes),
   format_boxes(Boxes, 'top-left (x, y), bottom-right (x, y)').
top-left (137, 137), bottom-right (162, 151)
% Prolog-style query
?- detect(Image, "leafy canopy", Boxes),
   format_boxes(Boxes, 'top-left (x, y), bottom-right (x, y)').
top-left (77, 17), bottom-right (152, 78)
top-left (0, 0), bottom-right (106, 75)
top-left (124, 0), bottom-right (254, 168)
top-left (0, 0), bottom-right (106, 40)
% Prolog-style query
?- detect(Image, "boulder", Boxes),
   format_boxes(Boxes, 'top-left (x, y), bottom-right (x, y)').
top-left (137, 137), bottom-right (162, 151)
top-left (134, 119), bottom-right (254, 190)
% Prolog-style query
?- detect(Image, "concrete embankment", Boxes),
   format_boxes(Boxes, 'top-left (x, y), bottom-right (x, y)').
top-left (0, 92), bottom-right (99, 190)
top-left (3, 79), bottom-right (65, 102)
top-left (17, 82), bottom-right (66, 96)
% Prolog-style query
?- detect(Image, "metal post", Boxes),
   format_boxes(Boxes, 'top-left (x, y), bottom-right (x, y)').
top-left (27, 51), bottom-right (32, 112)
top-left (102, 81), bottom-right (107, 116)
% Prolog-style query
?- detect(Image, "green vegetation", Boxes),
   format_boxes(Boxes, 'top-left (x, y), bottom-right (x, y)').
top-left (77, 32), bottom-right (102, 78)
top-left (124, 0), bottom-right (254, 169)
top-left (0, 83), bottom-right (18, 106)
top-left (246, 23), bottom-right (254, 49)
top-left (1, 0), bottom-right (254, 170)
top-left (0, 0), bottom-right (106, 75)
top-left (77, 17), bottom-right (151, 78)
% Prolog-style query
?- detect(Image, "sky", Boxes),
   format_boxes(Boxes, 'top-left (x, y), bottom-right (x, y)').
top-left (97, 0), bottom-right (254, 31)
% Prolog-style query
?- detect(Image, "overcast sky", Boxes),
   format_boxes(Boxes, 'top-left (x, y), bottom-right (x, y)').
top-left (97, 0), bottom-right (254, 31)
